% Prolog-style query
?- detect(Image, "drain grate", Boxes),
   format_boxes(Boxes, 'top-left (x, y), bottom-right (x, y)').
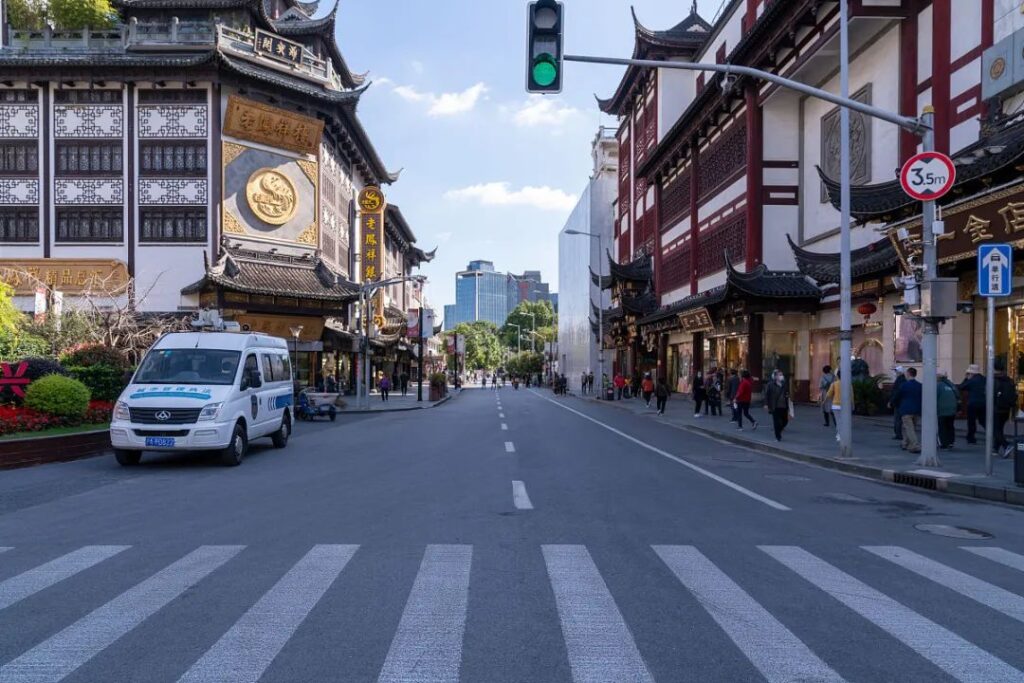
top-left (893, 472), bottom-right (937, 490)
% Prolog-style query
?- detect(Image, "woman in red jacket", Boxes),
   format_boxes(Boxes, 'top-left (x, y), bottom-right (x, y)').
top-left (734, 370), bottom-right (758, 430)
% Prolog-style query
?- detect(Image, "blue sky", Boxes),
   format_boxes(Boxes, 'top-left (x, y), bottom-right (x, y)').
top-left (335, 1), bottom-right (722, 313)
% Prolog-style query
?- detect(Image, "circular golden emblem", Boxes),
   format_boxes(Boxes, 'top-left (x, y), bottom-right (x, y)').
top-left (991, 56), bottom-right (1007, 81)
top-left (246, 168), bottom-right (297, 226)
top-left (358, 186), bottom-right (384, 212)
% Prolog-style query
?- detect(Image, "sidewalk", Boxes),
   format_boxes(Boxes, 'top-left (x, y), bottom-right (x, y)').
top-left (582, 392), bottom-right (1024, 507)
top-left (335, 389), bottom-right (455, 414)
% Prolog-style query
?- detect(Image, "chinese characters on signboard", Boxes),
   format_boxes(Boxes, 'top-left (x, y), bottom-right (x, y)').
top-left (254, 29), bottom-right (304, 66)
top-left (888, 183), bottom-right (1024, 270)
top-left (359, 186), bottom-right (385, 284)
top-left (0, 259), bottom-right (128, 295)
top-left (678, 307), bottom-right (715, 333)
top-left (223, 95), bottom-right (324, 156)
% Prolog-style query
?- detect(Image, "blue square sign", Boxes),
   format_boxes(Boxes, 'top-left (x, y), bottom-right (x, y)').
top-left (978, 243), bottom-right (1012, 297)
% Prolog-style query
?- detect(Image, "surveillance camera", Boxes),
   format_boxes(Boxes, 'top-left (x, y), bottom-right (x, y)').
top-left (721, 73), bottom-right (738, 95)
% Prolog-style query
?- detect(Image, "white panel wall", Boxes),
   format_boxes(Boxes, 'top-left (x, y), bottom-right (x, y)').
top-left (662, 215), bottom-right (690, 245)
top-left (951, 0), bottom-right (982, 61)
top-left (658, 60), bottom-right (695, 141)
top-left (996, 0), bottom-right (1023, 40)
top-left (697, 176), bottom-right (746, 223)
top-left (917, 5), bottom-right (934, 83)
top-left (660, 283), bottom-right (690, 306)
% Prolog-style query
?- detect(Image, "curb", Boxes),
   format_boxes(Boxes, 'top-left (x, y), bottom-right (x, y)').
top-left (583, 396), bottom-right (1024, 507)
top-left (336, 390), bottom-right (457, 415)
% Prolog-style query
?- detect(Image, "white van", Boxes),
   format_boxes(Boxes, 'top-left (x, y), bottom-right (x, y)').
top-left (110, 331), bottom-right (294, 466)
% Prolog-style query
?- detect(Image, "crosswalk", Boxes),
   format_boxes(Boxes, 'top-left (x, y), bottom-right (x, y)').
top-left (1, 543), bottom-right (1024, 682)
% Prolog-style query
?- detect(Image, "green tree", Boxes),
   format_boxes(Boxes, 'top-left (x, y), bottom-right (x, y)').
top-left (499, 300), bottom-right (556, 350)
top-left (453, 321), bottom-right (503, 370)
top-left (6, 0), bottom-right (47, 29)
top-left (48, 0), bottom-right (116, 29)
top-left (506, 351), bottom-right (543, 377)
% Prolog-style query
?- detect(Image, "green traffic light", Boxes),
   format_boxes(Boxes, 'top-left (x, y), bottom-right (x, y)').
top-left (532, 54), bottom-right (558, 87)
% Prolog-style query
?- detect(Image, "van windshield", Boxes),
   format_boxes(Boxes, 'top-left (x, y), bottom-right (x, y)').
top-left (134, 348), bottom-right (242, 385)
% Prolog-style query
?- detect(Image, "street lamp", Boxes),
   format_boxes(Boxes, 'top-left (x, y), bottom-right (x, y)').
top-left (565, 229), bottom-right (604, 391)
top-left (508, 323), bottom-right (522, 355)
top-left (358, 274), bottom-right (426, 409)
top-left (528, 311), bottom-right (537, 353)
top-left (288, 325), bottom-right (303, 393)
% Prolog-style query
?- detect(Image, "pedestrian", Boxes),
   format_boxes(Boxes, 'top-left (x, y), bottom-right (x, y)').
top-left (379, 374), bottom-right (391, 402)
top-left (888, 366), bottom-right (906, 441)
top-left (587, 371), bottom-right (595, 394)
top-left (655, 376), bottom-right (669, 415)
top-left (581, 372), bottom-right (588, 395)
top-left (994, 363), bottom-right (1017, 458)
top-left (623, 375), bottom-right (633, 399)
top-left (482, 375), bottom-right (487, 388)
top-left (326, 374), bottom-right (338, 393)
top-left (706, 370), bottom-right (722, 416)
top-left (959, 364), bottom-right (986, 444)
top-left (613, 372), bottom-right (625, 400)
top-left (693, 371), bottom-right (707, 418)
top-left (400, 371), bottom-right (409, 396)
top-left (825, 370), bottom-right (843, 442)
top-left (891, 367), bottom-right (922, 453)
top-left (819, 365), bottom-right (835, 427)
top-left (641, 372), bottom-right (655, 407)
top-left (735, 370), bottom-right (757, 430)
top-left (937, 371), bottom-right (958, 449)
top-left (725, 368), bottom-right (740, 423)
top-left (764, 370), bottom-right (791, 441)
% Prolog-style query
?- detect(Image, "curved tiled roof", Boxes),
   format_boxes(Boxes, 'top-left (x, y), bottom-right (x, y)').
top-left (114, 0), bottom-right (254, 8)
top-left (181, 247), bottom-right (357, 301)
top-left (218, 53), bottom-right (362, 104)
top-left (257, 0), bottom-right (365, 88)
top-left (0, 50), bottom-right (217, 68)
top-left (787, 234), bottom-right (899, 285)
top-left (819, 117), bottom-right (1024, 224)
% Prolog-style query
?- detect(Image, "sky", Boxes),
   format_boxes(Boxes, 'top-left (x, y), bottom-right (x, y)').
top-left (335, 0), bottom-right (724, 314)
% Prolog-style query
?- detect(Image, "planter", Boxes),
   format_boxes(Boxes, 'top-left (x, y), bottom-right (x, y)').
top-left (0, 428), bottom-right (110, 469)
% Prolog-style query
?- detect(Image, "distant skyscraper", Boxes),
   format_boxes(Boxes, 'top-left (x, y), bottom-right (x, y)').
top-left (443, 304), bottom-right (458, 330)
top-left (450, 260), bottom-right (510, 327)
top-left (508, 270), bottom-right (552, 310)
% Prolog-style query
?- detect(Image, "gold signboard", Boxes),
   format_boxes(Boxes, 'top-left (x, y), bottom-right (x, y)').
top-left (254, 29), bottom-right (304, 66)
top-left (359, 186), bottom-right (385, 282)
top-left (223, 95), bottom-right (323, 156)
top-left (678, 307), bottom-right (715, 333)
top-left (234, 313), bottom-right (324, 341)
top-left (888, 181), bottom-right (1024, 270)
top-left (0, 259), bottom-right (128, 295)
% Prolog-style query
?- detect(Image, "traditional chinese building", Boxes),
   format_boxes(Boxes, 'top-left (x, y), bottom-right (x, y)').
top-left (596, 0), bottom-right (999, 399)
top-left (0, 0), bottom-right (433, 391)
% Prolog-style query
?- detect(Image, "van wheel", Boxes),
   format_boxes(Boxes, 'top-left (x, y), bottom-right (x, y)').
top-left (114, 449), bottom-right (141, 466)
top-left (220, 424), bottom-right (247, 466)
top-left (271, 413), bottom-right (291, 448)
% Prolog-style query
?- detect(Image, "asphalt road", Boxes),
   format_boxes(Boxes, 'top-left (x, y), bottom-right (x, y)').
top-left (2, 386), bottom-right (1024, 682)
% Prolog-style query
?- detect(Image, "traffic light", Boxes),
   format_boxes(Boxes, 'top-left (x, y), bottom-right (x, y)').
top-left (526, 0), bottom-right (563, 93)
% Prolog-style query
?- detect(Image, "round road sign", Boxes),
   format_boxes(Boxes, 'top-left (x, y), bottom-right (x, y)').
top-left (900, 151), bottom-right (956, 201)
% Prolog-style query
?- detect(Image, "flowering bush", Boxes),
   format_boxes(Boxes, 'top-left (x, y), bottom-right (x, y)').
top-left (0, 399), bottom-right (111, 436)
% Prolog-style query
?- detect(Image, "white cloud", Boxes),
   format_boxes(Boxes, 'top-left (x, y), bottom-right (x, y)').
top-left (379, 80), bottom-right (488, 117)
top-left (513, 96), bottom-right (580, 127)
top-left (410, 60), bottom-right (425, 75)
top-left (444, 182), bottom-right (578, 212)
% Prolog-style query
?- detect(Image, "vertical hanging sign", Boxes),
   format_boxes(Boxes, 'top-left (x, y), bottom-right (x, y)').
top-left (358, 186), bottom-right (385, 283)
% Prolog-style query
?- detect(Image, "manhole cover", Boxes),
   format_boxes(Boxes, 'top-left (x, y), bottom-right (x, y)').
top-left (765, 474), bottom-right (811, 482)
top-left (712, 453), bottom-right (754, 462)
top-left (914, 524), bottom-right (993, 540)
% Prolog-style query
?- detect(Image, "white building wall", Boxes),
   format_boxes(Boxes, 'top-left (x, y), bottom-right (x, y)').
top-left (658, 59), bottom-right (695, 141)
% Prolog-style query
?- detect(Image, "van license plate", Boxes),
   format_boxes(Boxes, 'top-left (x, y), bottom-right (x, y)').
top-left (145, 437), bottom-right (176, 448)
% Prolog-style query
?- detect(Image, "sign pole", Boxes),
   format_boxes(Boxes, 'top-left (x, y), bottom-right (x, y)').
top-left (986, 294), bottom-right (995, 476)
top-left (418, 306), bottom-right (424, 402)
top-left (917, 107), bottom-right (941, 468)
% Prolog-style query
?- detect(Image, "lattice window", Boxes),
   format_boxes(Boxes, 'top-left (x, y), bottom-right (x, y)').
top-left (697, 123), bottom-right (747, 200)
top-left (137, 89), bottom-right (207, 103)
top-left (53, 90), bottom-right (121, 104)
top-left (322, 231), bottom-right (336, 263)
top-left (660, 168), bottom-right (691, 228)
top-left (697, 214), bottom-right (746, 277)
top-left (139, 141), bottom-right (206, 176)
top-left (56, 207), bottom-right (123, 242)
top-left (0, 142), bottom-right (38, 175)
top-left (661, 243), bottom-right (691, 292)
top-left (55, 141), bottom-right (123, 176)
top-left (140, 207), bottom-right (206, 242)
top-left (0, 90), bottom-right (37, 103)
top-left (618, 233), bottom-right (630, 263)
top-left (0, 207), bottom-right (39, 242)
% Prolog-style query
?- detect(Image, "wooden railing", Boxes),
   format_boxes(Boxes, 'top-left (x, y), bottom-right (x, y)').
top-left (5, 19), bottom-right (215, 52)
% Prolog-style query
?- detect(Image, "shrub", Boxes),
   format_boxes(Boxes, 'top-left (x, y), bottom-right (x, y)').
top-left (24, 374), bottom-right (90, 419)
top-left (61, 344), bottom-right (128, 370)
top-left (429, 372), bottom-right (447, 388)
top-left (66, 364), bottom-right (127, 401)
top-left (853, 373), bottom-right (888, 416)
top-left (0, 357), bottom-right (67, 404)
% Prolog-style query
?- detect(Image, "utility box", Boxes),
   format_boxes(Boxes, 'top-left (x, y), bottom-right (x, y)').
top-left (917, 278), bottom-right (959, 320)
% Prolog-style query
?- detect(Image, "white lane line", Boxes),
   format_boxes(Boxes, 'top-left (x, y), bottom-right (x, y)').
top-left (0, 548), bottom-right (11, 554)
top-left (505, 441), bottom-right (515, 453)
top-left (512, 481), bottom-right (534, 510)
top-left (499, 413), bottom-right (505, 418)
top-left (962, 547), bottom-right (1024, 573)
top-left (653, 545), bottom-right (844, 683)
top-left (0, 545), bottom-right (243, 683)
top-left (0, 545), bottom-right (130, 611)
top-left (529, 390), bottom-right (790, 511)
top-left (762, 545), bottom-right (1023, 682)
top-left (501, 423), bottom-right (508, 431)
top-left (377, 544), bottom-right (472, 683)
top-left (864, 546), bottom-right (1024, 624)
top-left (178, 545), bottom-right (358, 683)
top-left (542, 545), bottom-right (654, 683)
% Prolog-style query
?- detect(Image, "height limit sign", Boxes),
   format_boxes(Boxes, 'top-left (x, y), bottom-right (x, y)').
top-left (979, 244), bottom-right (1012, 298)
top-left (900, 151), bottom-right (956, 201)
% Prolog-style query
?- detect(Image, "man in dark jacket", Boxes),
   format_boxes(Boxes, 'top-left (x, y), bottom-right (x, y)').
top-left (764, 371), bottom-right (791, 442)
top-left (959, 364), bottom-right (986, 444)
top-left (725, 369), bottom-right (740, 423)
top-left (994, 365), bottom-right (1017, 457)
top-left (892, 367), bottom-right (922, 453)
top-left (888, 367), bottom-right (906, 440)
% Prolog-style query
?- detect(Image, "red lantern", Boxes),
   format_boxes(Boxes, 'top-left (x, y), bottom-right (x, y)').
top-left (857, 302), bottom-right (877, 317)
